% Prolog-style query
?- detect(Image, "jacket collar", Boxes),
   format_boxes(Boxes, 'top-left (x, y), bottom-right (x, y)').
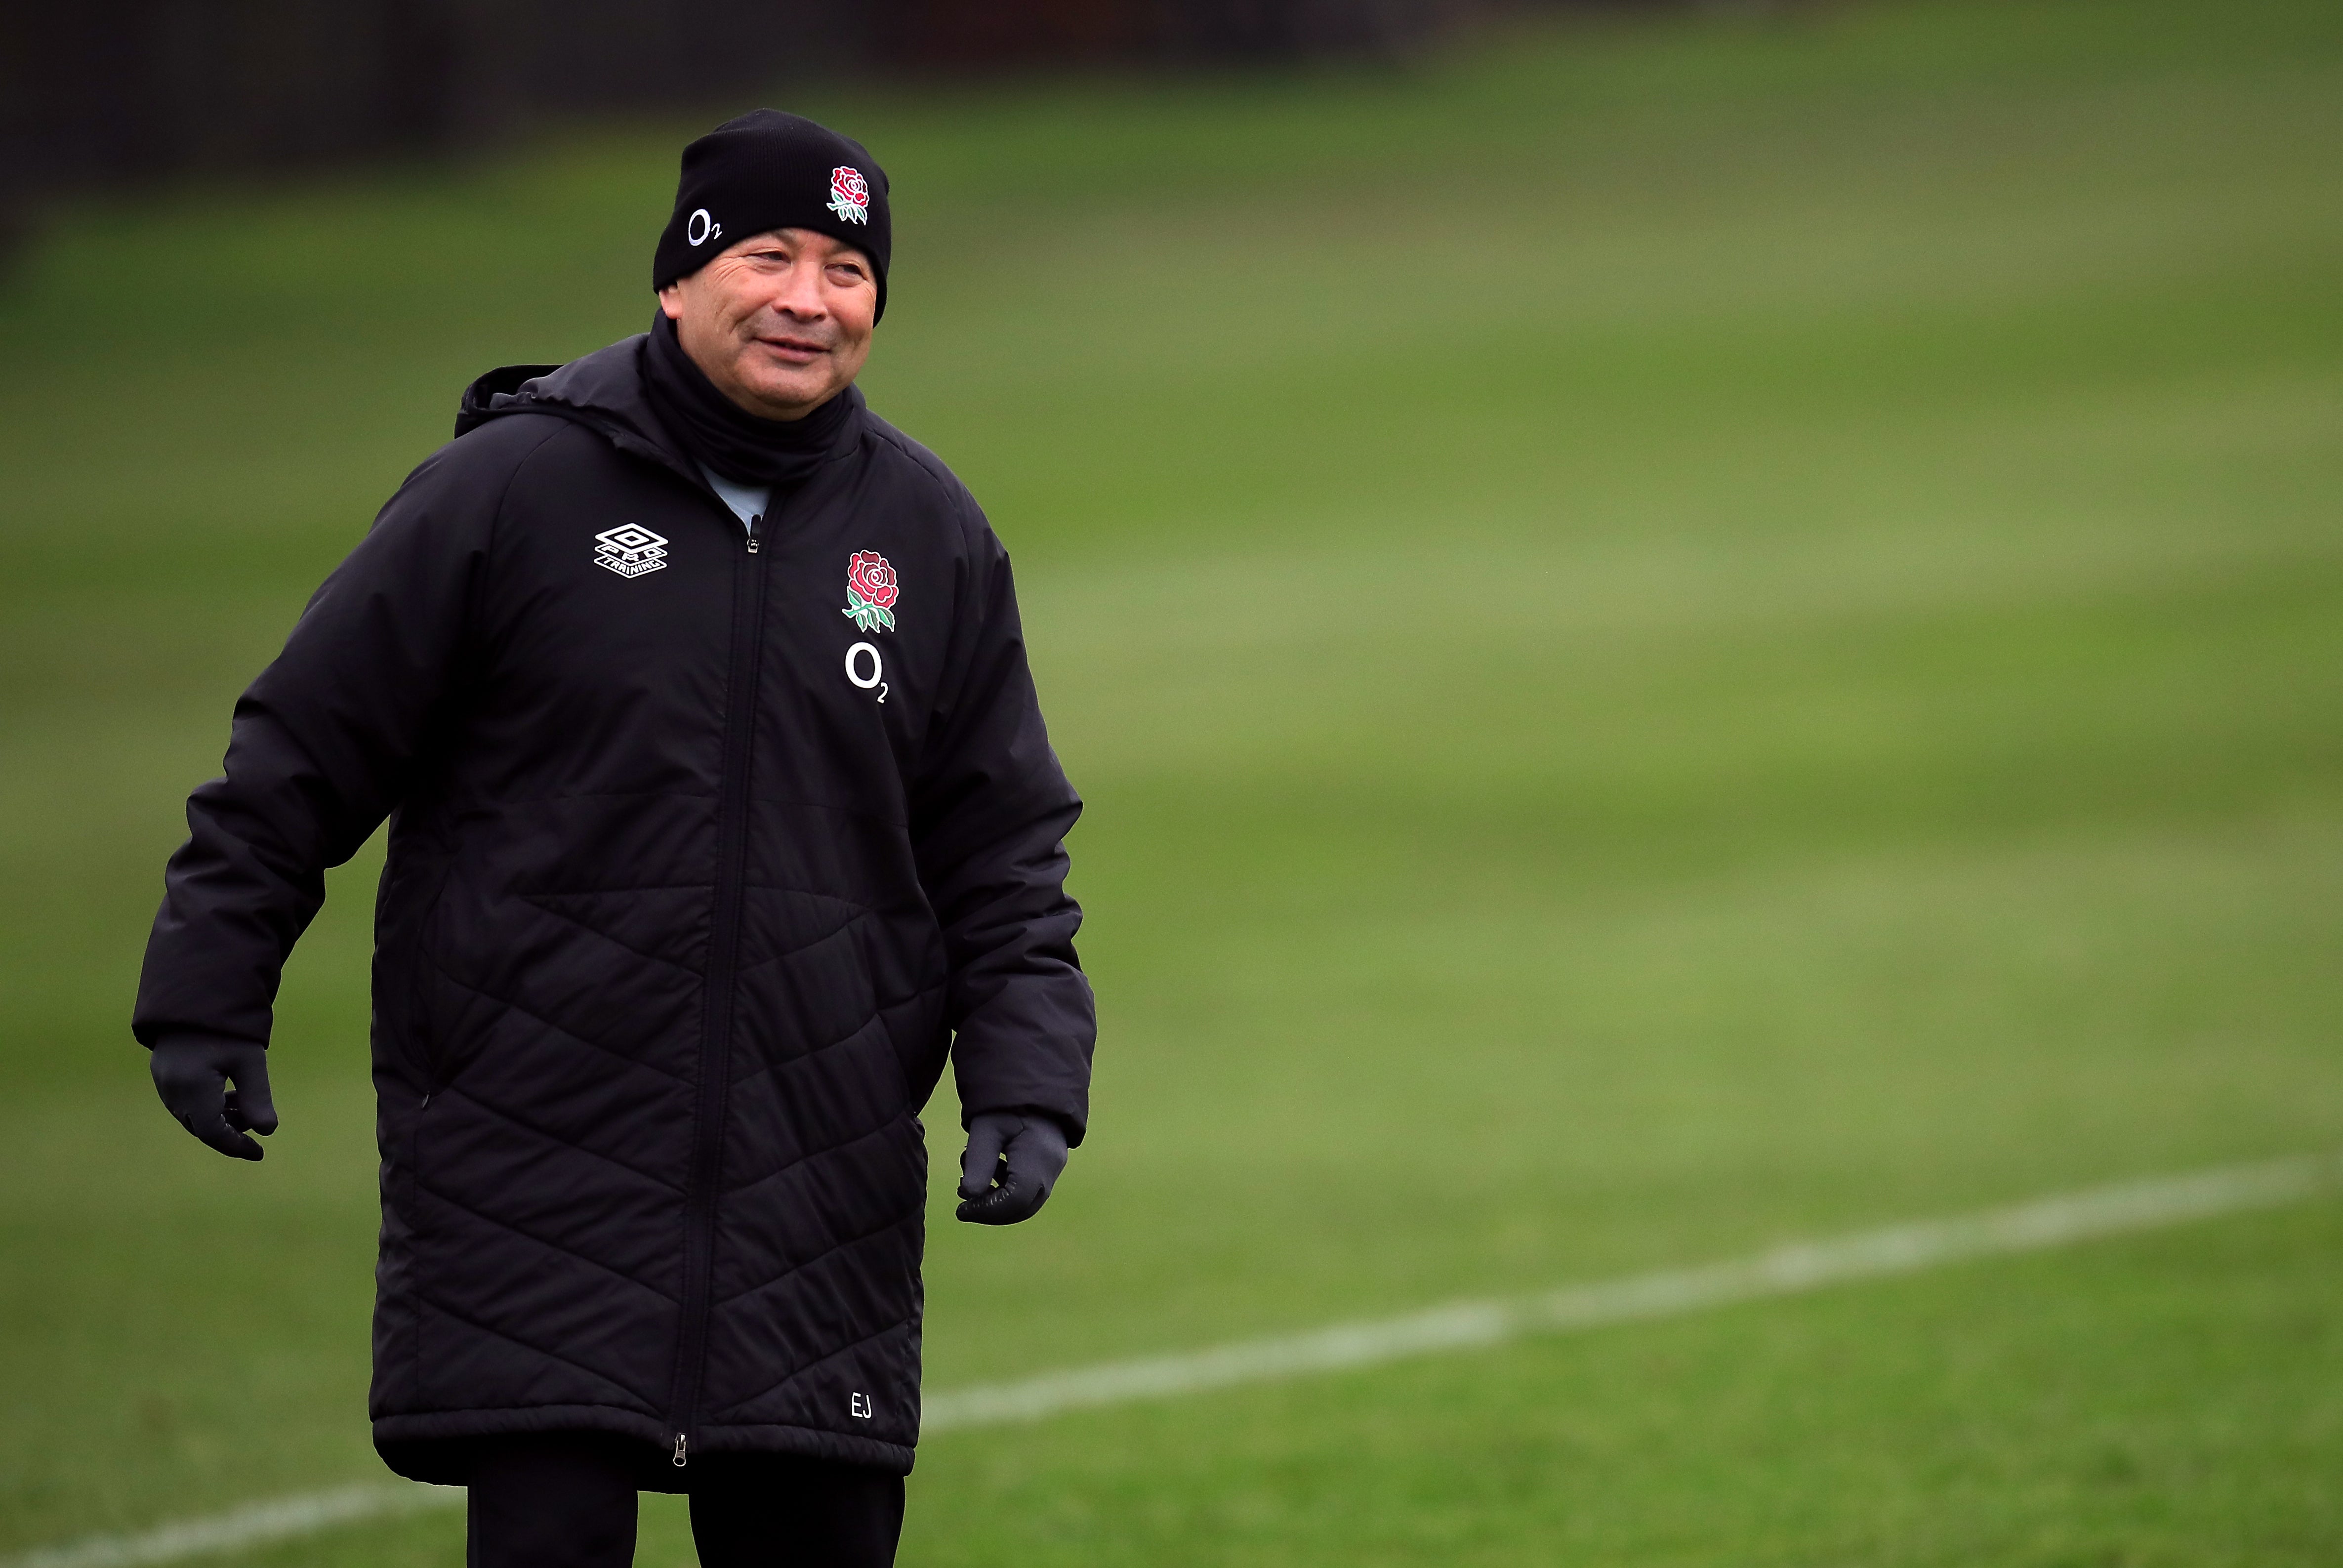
top-left (453, 334), bottom-right (866, 487)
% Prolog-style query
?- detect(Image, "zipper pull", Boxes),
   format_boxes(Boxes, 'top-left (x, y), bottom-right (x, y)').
top-left (745, 514), bottom-right (761, 554)
top-left (672, 1432), bottom-right (688, 1467)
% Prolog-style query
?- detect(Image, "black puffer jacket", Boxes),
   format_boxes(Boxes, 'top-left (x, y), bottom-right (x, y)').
top-left (132, 336), bottom-right (1095, 1481)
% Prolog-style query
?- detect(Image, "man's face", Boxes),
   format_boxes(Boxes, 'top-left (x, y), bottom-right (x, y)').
top-left (658, 227), bottom-right (877, 421)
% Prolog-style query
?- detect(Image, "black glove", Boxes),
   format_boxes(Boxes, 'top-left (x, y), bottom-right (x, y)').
top-left (149, 1035), bottom-right (278, 1161)
top-left (956, 1110), bottom-right (1069, 1225)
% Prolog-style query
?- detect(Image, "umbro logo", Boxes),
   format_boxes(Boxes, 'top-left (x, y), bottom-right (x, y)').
top-left (594, 525), bottom-right (668, 578)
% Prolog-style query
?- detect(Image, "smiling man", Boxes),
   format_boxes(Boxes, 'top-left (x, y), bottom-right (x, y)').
top-left (133, 111), bottom-right (1095, 1568)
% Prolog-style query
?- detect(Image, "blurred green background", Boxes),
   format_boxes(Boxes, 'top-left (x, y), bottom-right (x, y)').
top-left (4, 0), bottom-right (2343, 1562)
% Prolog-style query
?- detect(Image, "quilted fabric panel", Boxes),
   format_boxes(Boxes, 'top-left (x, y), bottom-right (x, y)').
top-left (411, 1175), bottom-right (680, 1416)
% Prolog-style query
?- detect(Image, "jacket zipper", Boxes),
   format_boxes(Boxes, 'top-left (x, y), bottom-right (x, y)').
top-left (667, 504), bottom-right (770, 1464)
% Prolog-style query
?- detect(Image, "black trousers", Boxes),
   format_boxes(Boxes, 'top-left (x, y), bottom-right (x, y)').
top-left (465, 1434), bottom-right (904, 1568)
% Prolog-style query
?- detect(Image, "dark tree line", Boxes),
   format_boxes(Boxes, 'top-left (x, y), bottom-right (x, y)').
top-left (0, 0), bottom-right (1662, 246)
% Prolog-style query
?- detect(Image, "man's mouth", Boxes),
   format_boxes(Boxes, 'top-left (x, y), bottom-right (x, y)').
top-left (755, 335), bottom-right (828, 364)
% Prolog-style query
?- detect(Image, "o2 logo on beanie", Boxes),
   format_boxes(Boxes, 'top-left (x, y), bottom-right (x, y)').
top-left (686, 207), bottom-right (722, 247)
top-left (827, 167), bottom-right (871, 226)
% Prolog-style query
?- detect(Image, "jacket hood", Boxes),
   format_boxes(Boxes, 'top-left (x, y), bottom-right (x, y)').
top-left (455, 336), bottom-right (866, 484)
top-left (455, 336), bottom-right (689, 480)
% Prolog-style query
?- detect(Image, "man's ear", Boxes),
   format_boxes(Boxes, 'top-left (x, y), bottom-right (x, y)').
top-left (657, 284), bottom-right (685, 321)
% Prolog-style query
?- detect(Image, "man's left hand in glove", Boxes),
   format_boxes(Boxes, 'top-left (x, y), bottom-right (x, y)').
top-left (956, 1110), bottom-right (1070, 1225)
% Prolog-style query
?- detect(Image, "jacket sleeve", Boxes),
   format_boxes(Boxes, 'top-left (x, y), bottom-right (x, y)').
top-left (132, 444), bottom-right (497, 1052)
top-left (911, 513), bottom-right (1097, 1144)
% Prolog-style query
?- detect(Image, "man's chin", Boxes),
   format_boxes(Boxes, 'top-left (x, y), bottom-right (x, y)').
top-left (735, 369), bottom-right (838, 420)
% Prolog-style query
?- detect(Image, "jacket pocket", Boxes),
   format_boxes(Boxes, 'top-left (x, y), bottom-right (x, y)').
top-left (404, 858), bottom-right (463, 1092)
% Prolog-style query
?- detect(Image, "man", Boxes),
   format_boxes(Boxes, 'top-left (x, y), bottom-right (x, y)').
top-left (133, 110), bottom-right (1095, 1568)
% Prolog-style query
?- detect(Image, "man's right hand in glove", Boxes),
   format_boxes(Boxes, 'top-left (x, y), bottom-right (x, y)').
top-left (149, 1035), bottom-right (278, 1160)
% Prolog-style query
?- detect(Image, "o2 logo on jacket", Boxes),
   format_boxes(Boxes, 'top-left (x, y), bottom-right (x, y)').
top-left (594, 525), bottom-right (668, 578)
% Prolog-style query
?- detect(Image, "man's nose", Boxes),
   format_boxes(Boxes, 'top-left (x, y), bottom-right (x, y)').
top-left (772, 268), bottom-right (828, 320)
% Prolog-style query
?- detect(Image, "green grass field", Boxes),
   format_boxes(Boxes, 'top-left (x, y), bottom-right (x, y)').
top-left (4, 0), bottom-right (2343, 1561)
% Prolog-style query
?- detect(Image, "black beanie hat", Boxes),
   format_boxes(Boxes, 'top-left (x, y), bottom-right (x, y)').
top-left (653, 110), bottom-right (891, 320)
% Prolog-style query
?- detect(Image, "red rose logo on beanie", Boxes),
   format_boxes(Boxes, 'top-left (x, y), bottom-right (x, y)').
top-left (828, 166), bottom-right (871, 226)
top-left (843, 550), bottom-right (899, 633)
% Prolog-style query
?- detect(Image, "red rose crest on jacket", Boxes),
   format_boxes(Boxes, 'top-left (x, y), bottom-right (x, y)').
top-left (844, 549), bottom-right (899, 633)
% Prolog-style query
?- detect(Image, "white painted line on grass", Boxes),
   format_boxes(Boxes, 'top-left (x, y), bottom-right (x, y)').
top-left (1, 1484), bottom-right (460, 1568)
top-left (925, 1150), bottom-right (2342, 1428)
top-left (11, 1151), bottom-right (2335, 1568)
